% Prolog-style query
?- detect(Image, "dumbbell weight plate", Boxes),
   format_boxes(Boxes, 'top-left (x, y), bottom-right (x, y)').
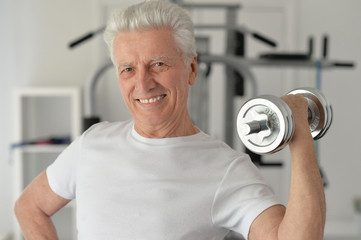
top-left (237, 95), bottom-right (294, 154)
top-left (318, 104), bottom-right (333, 139)
top-left (279, 96), bottom-right (295, 148)
top-left (270, 96), bottom-right (295, 153)
top-left (288, 87), bottom-right (332, 140)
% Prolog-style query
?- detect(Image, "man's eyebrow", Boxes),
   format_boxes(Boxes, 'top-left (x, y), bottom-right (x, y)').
top-left (117, 56), bottom-right (174, 69)
top-left (150, 56), bottom-right (173, 62)
top-left (117, 62), bottom-right (132, 70)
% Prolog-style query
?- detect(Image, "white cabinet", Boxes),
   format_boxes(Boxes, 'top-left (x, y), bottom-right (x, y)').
top-left (12, 87), bottom-right (81, 240)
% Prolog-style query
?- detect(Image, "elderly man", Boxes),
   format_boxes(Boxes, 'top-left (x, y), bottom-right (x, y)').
top-left (14, 1), bottom-right (325, 239)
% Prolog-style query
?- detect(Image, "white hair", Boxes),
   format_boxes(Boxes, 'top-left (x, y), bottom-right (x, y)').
top-left (104, 0), bottom-right (197, 66)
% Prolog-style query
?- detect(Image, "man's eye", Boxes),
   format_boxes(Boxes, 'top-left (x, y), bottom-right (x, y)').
top-left (119, 67), bottom-right (134, 79)
top-left (151, 62), bottom-right (168, 72)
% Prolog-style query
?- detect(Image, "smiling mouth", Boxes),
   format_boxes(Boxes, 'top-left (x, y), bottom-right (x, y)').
top-left (137, 94), bottom-right (166, 104)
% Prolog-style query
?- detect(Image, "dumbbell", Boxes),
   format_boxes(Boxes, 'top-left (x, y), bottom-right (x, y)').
top-left (236, 87), bottom-right (333, 154)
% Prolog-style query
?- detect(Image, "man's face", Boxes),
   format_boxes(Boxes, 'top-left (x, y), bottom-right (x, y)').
top-left (113, 28), bottom-right (197, 132)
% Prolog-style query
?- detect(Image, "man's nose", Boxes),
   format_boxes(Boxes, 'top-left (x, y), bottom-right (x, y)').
top-left (135, 68), bottom-right (156, 92)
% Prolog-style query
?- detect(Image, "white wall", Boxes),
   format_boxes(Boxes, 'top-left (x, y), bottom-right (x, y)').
top-left (0, 0), bottom-right (14, 235)
top-left (1, 0), bottom-right (361, 237)
top-left (297, 0), bottom-right (361, 236)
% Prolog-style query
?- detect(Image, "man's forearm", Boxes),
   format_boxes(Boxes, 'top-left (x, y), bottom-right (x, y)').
top-left (278, 131), bottom-right (326, 239)
top-left (15, 198), bottom-right (59, 240)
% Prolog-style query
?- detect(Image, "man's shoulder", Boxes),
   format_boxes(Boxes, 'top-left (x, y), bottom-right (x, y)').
top-left (190, 131), bottom-right (249, 162)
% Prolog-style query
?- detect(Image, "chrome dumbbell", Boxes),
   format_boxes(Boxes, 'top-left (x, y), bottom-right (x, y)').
top-left (236, 87), bottom-right (333, 154)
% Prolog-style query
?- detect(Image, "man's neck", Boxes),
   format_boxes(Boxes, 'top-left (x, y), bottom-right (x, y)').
top-left (133, 117), bottom-right (199, 138)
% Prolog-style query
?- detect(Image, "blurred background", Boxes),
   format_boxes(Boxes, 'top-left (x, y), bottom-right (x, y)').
top-left (1, 0), bottom-right (361, 239)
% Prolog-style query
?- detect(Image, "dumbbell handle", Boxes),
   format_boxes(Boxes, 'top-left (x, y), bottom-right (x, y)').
top-left (240, 108), bottom-right (312, 136)
top-left (239, 120), bottom-right (268, 136)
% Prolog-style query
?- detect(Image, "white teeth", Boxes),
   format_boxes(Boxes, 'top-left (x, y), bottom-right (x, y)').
top-left (139, 95), bottom-right (165, 104)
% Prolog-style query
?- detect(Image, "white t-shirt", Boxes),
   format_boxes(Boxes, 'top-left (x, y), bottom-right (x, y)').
top-left (47, 120), bottom-right (280, 240)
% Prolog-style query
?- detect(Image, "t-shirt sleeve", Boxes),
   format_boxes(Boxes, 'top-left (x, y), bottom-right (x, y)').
top-left (46, 135), bottom-right (82, 200)
top-left (211, 156), bottom-right (281, 239)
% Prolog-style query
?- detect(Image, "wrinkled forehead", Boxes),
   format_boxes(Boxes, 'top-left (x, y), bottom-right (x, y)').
top-left (112, 28), bottom-right (183, 64)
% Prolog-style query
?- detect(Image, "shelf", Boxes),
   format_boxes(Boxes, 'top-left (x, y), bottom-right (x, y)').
top-left (12, 87), bottom-right (81, 240)
top-left (14, 87), bottom-right (81, 98)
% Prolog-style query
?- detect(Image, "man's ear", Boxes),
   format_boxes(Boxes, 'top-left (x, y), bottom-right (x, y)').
top-left (188, 56), bottom-right (197, 86)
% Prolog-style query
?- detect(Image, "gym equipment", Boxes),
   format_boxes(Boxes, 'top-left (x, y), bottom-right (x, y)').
top-left (237, 87), bottom-right (332, 154)
top-left (259, 37), bottom-right (313, 61)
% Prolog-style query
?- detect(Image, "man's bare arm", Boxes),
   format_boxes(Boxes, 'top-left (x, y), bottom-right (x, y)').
top-left (249, 94), bottom-right (326, 240)
top-left (14, 170), bottom-right (70, 240)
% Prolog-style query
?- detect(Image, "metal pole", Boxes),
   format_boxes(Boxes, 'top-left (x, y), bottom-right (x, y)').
top-left (224, 6), bottom-right (239, 147)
